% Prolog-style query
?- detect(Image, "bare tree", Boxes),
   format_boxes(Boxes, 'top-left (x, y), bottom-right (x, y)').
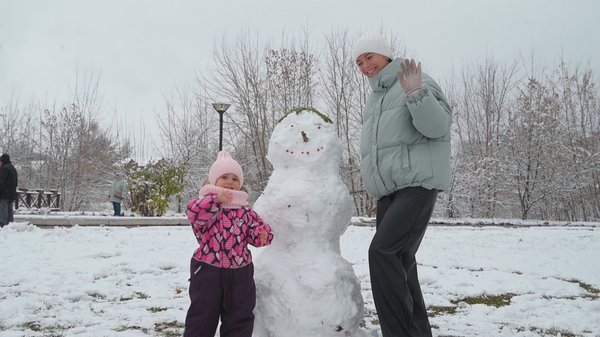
top-left (37, 73), bottom-right (129, 210)
top-left (449, 58), bottom-right (519, 218)
top-left (200, 33), bottom-right (271, 195)
top-left (0, 98), bottom-right (41, 191)
top-left (198, 32), bottom-right (321, 199)
top-left (507, 77), bottom-right (567, 219)
top-left (156, 85), bottom-right (217, 209)
top-left (549, 61), bottom-right (600, 220)
top-left (320, 29), bottom-right (368, 215)
top-left (265, 47), bottom-right (316, 114)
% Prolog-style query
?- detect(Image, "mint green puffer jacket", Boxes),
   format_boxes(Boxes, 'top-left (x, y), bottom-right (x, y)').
top-left (360, 58), bottom-right (452, 199)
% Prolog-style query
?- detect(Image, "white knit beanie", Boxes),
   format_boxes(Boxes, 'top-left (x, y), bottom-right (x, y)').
top-left (351, 34), bottom-right (393, 62)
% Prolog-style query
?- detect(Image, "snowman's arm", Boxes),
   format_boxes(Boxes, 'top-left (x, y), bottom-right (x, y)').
top-left (244, 209), bottom-right (274, 247)
top-left (186, 194), bottom-right (220, 232)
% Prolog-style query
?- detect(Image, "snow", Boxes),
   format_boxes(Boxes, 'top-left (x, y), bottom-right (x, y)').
top-left (1, 221), bottom-right (599, 337)
top-left (3, 109), bottom-right (599, 337)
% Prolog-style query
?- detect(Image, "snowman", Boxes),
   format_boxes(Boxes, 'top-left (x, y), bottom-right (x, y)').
top-left (252, 108), bottom-right (366, 337)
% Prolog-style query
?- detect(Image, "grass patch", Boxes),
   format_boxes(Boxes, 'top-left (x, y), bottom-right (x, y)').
top-left (361, 309), bottom-right (380, 326)
top-left (87, 291), bottom-right (106, 300)
top-left (427, 293), bottom-right (516, 317)
top-left (428, 305), bottom-right (457, 316)
top-left (21, 321), bottom-right (41, 332)
top-left (544, 327), bottom-right (577, 337)
top-left (120, 291), bottom-right (150, 301)
top-left (452, 293), bottom-right (515, 308)
top-left (569, 279), bottom-right (600, 299)
top-left (148, 306), bottom-right (169, 313)
top-left (20, 322), bottom-right (72, 336)
top-left (154, 320), bottom-right (184, 337)
top-left (542, 294), bottom-right (579, 300)
top-left (116, 325), bottom-right (150, 333)
top-left (135, 291), bottom-right (150, 299)
top-left (518, 325), bottom-right (577, 337)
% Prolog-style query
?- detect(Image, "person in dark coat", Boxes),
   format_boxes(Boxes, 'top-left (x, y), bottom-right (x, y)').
top-left (0, 153), bottom-right (18, 227)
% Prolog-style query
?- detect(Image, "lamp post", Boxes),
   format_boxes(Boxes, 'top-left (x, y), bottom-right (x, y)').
top-left (211, 103), bottom-right (231, 151)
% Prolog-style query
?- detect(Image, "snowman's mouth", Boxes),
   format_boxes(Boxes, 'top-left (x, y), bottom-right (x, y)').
top-left (284, 146), bottom-right (324, 156)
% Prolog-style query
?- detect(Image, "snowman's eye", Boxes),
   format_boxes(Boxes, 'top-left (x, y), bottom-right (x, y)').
top-left (290, 124), bottom-right (294, 128)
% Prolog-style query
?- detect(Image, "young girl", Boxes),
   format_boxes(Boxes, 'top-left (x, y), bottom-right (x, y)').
top-left (184, 151), bottom-right (274, 337)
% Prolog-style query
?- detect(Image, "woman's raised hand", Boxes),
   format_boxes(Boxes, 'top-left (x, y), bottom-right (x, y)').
top-left (397, 59), bottom-right (423, 96)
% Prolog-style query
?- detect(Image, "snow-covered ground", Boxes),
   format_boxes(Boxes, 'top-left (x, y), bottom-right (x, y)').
top-left (1, 220), bottom-right (599, 337)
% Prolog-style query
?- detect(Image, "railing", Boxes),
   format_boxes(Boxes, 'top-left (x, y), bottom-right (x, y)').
top-left (15, 189), bottom-right (61, 210)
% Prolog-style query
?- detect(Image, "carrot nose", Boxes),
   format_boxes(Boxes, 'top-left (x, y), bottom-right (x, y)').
top-left (301, 131), bottom-right (309, 143)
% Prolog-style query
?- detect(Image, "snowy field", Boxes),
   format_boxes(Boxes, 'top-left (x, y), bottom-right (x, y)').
top-left (1, 221), bottom-right (599, 337)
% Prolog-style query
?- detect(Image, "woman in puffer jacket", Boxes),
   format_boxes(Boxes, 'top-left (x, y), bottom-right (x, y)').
top-left (352, 34), bottom-right (452, 337)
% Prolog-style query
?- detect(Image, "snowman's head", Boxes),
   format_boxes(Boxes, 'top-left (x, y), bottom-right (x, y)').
top-left (267, 108), bottom-right (342, 170)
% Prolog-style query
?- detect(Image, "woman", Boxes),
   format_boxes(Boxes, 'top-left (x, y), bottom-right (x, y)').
top-left (352, 34), bottom-right (452, 337)
top-left (109, 173), bottom-right (126, 216)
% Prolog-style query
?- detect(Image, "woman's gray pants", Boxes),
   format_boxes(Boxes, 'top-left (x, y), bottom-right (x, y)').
top-left (369, 187), bottom-right (438, 337)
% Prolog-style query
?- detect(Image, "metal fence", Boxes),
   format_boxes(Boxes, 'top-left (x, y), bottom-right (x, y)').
top-left (16, 189), bottom-right (61, 210)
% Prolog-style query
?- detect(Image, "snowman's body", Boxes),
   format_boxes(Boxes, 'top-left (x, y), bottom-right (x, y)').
top-left (253, 109), bottom-right (365, 337)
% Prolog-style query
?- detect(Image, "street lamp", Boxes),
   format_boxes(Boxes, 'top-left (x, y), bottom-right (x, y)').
top-left (211, 103), bottom-right (231, 151)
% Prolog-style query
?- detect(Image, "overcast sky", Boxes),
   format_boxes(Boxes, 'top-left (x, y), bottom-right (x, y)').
top-left (1, 0), bottom-right (599, 159)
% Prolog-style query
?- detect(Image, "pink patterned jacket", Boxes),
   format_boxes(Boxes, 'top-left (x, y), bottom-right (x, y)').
top-left (186, 193), bottom-right (273, 269)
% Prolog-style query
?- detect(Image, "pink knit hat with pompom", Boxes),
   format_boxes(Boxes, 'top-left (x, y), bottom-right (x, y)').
top-left (208, 151), bottom-right (244, 186)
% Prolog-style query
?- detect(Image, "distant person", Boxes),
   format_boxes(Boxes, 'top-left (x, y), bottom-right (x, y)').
top-left (352, 34), bottom-right (452, 337)
top-left (109, 173), bottom-right (126, 216)
top-left (0, 154), bottom-right (18, 227)
top-left (183, 150), bottom-right (273, 337)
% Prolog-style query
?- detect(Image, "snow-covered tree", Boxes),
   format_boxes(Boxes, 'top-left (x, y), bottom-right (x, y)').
top-left (448, 59), bottom-right (519, 218)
